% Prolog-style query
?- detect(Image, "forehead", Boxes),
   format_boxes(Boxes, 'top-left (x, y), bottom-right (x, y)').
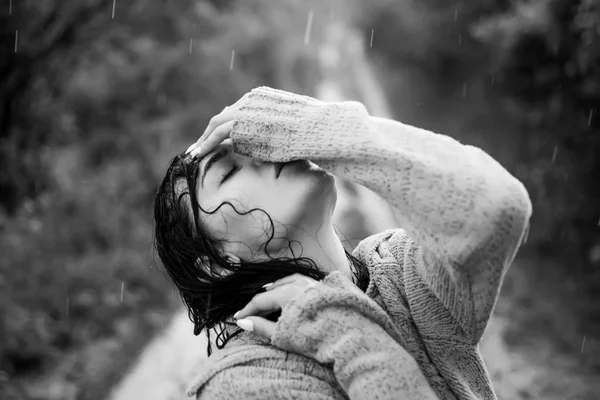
top-left (194, 141), bottom-right (233, 194)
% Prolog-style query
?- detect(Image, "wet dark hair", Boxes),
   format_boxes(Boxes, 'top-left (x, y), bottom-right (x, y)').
top-left (153, 153), bottom-right (369, 356)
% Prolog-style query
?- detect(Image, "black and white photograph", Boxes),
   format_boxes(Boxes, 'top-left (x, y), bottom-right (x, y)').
top-left (1, 0), bottom-right (599, 399)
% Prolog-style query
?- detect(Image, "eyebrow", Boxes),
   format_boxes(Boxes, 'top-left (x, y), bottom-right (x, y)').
top-left (200, 147), bottom-right (229, 188)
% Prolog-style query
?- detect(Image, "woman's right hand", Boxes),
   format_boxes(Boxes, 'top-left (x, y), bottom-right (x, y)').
top-left (185, 92), bottom-right (252, 159)
top-left (233, 273), bottom-right (320, 340)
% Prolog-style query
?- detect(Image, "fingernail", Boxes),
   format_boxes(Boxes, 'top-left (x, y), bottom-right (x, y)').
top-left (185, 144), bottom-right (196, 154)
top-left (233, 311), bottom-right (240, 319)
top-left (236, 319), bottom-right (253, 332)
top-left (262, 282), bottom-right (273, 289)
top-left (190, 146), bottom-right (202, 158)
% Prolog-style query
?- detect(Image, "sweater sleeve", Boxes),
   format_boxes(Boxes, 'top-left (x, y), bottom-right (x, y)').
top-left (230, 86), bottom-right (533, 344)
top-left (270, 271), bottom-right (438, 400)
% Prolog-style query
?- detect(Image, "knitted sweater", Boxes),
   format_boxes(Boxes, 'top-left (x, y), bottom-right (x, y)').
top-left (186, 87), bottom-right (532, 399)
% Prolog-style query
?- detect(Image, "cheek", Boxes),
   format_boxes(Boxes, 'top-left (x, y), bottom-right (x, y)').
top-left (198, 175), bottom-right (331, 258)
top-left (202, 203), bottom-right (285, 258)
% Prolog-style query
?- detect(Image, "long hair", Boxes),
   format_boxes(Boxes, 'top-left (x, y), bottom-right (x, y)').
top-left (153, 153), bottom-right (369, 356)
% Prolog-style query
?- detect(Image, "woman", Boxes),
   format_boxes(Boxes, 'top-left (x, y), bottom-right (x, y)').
top-left (154, 86), bottom-right (532, 399)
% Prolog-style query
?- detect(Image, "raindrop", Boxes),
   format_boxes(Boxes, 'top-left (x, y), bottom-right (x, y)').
top-left (229, 50), bottom-right (235, 70)
top-left (9, 0), bottom-right (12, 15)
top-left (112, 0), bottom-right (116, 19)
top-left (66, 296), bottom-right (70, 317)
top-left (304, 10), bottom-right (314, 45)
top-left (551, 145), bottom-right (558, 164)
top-left (454, 9), bottom-right (458, 22)
top-left (14, 30), bottom-right (18, 53)
top-left (581, 336), bottom-right (586, 353)
top-left (522, 223), bottom-right (530, 244)
top-left (588, 110), bottom-right (594, 127)
top-left (189, 38), bottom-right (193, 54)
top-left (462, 83), bottom-right (467, 98)
top-left (491, 77), bottom-right (495, 86)
top-left (370, 29), bottom-right (374, 48)
top-left (120, 281), bottom-right (125, 303)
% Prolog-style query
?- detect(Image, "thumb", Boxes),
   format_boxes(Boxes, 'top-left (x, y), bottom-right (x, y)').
top-left (236, 316), bottom-right (276, 340)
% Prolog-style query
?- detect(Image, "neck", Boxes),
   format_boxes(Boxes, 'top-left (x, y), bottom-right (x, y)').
top-left (295, 222), bottom-right (354, 282)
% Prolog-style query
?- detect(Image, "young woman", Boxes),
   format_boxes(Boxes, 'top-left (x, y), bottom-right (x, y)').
top-left (154, 86), bottom-right (532, 399)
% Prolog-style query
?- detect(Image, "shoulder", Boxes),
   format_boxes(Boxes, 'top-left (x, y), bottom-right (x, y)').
top-left (352, 229), bottom-right (417, 299)
top-left (188, 342), bottom-right (342, 400)
top-left (195, 363), bottom-right (344, 400)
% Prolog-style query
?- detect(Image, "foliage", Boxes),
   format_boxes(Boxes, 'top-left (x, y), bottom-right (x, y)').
top-left (3, 0), bottom-right (598, 396)
top-left (473, 0), bottom-right (600, 263)
top-left (0, 0), bottom-right (323, 397)
top-left (356, 0), bottom-right (600, 266)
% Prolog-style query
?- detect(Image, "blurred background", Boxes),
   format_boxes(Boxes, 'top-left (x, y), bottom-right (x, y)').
top-left (1, 0), bottom-right (599, 399)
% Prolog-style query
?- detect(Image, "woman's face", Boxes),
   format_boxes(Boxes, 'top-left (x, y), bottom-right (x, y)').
top-left (193, 140), bottom-right (337, 260)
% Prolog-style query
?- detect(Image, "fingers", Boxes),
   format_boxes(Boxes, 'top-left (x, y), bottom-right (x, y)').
top-left (264, 273), bottom-right (317, 292)
top-left (233, 273), bottom-right (320, 341)
top-left (236, 316), bottom-right (276, 339)
top-left (234, 290), bottom-right (283, 320)
top-left (185, 92), bottom-right (253, 156)
top-left (189, 120), bottom-right (234, 159)
top-left (200, 109), bottom-right (234, 143)
top-left (185, 109), bottom-right (236, 156)
top-left (185, 142), bottom-right (197, 154)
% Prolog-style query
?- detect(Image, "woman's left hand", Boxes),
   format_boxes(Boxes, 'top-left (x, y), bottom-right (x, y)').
top-left (185, 92), bottom-right (252, 159)
top-left (233, 273), bottom-right (320, 340)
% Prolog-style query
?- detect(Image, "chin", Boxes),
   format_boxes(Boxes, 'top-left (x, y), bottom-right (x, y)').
top-left (304, 160), bottom-right (335, 182)
top-left (289, 159), bottom-right (337, 203)
top-left (309, 173), bottom-right (338, 213)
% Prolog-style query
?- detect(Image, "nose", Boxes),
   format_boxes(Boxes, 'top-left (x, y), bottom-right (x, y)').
top-left (244, 157), bottom-right (280, 179)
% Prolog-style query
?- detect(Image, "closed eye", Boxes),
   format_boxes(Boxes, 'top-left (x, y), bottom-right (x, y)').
top-left (220, 165), bottom-right (239, 184)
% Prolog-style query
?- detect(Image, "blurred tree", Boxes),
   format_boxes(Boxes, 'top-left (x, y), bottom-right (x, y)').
top-left (474, 0), bottom-right (600, 265)
top-left (357, 0), bottom-right (599, 267)
top-left (357, 0), bottom-right (508, 93)
top-left (0, 0), bottom-right (326, 397)
top-left (0, 0), bottom-right (113, 213)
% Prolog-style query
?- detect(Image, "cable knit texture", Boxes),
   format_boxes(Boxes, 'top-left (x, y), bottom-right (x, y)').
top-left (186, 87), bottom-right (533, 399)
